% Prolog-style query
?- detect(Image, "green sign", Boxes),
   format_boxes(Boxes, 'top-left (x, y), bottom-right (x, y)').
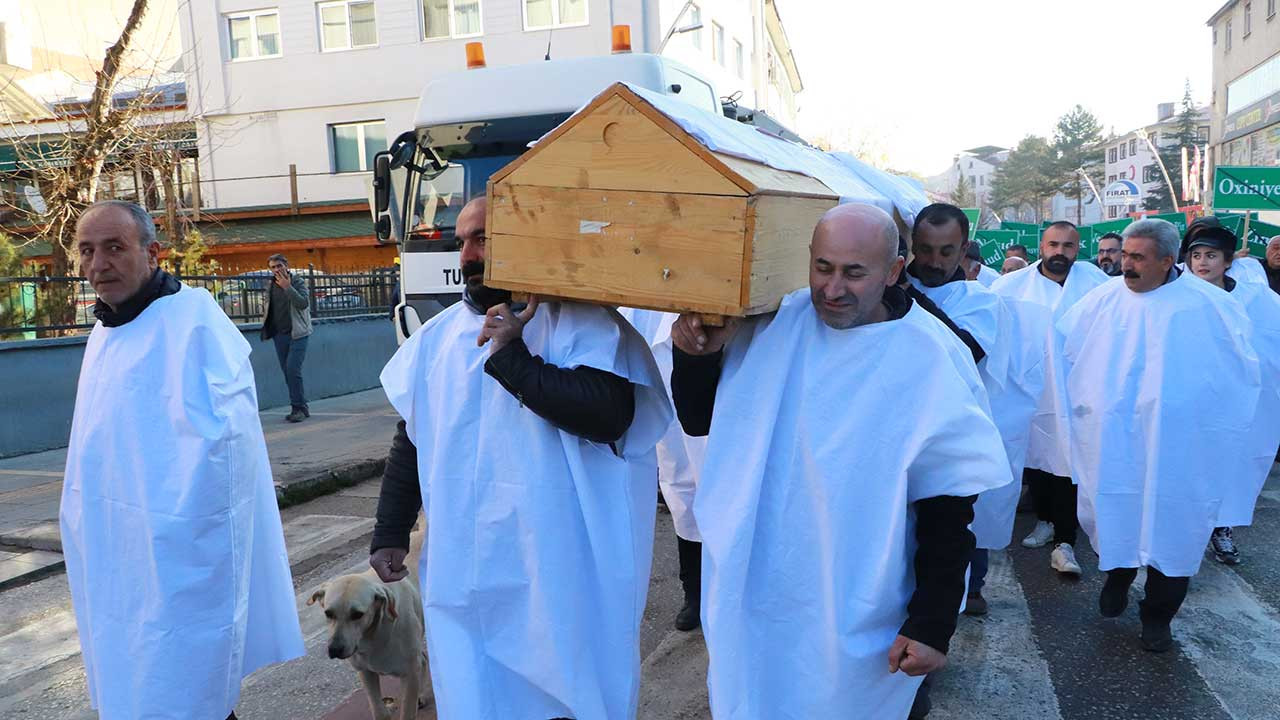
top-left (1147, 212), bottom-right (1189, 234)
top-left (1085, 219), bottom-right (1132, 259)
top-left (1212, 166), bottom-right (1280, 211)
top-left (974, 229), bottom-right (1022, 267)
top-left (1000, 222), bottom-right (1041, 261)
top-left (962, 208), bottom-right (981, 242)
top-left (1076, 225), bottom-right (1096, 259)
top-left (1218, 215), bottom-right (1277, 258)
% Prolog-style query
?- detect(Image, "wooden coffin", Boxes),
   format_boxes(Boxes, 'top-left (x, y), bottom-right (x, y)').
top-left (484, 83), bottom-right (840, 318)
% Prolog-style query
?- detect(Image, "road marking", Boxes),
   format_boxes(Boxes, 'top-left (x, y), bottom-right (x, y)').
top-left (0, 470), bottom-right (63, 478)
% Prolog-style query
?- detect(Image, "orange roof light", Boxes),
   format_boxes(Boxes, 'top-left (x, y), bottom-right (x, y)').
top-left (465, 41), bottom-right (486, 69)
top-left (611, 25), bottom-right (632, 54)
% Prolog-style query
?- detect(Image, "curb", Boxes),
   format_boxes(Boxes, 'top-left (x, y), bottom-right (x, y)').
top-left (275, 458), bottom-right (386, 510)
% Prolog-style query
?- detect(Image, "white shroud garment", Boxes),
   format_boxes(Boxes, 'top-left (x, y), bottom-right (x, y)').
top-left (379, 300), bottom-right (671, 720)
top-left (1221, 276), bottom-right (1280, 526)
top-left (59, 286), bottom-right (303, 720)
top-left (910, 277), bottom-right (1046, 549)
top-left (619, 308), bottom-right (706, 542)
top-left (976, 263), bottom-right (1001, 287)
top-left (1228, 255), bottom-right (1268, 285)
top-left (694, 289), bottom-right (1010, 720)
top-left (1054, 272), bottom-right (1262, 576)
top-left (990, 260), bottom-right (1110, 477)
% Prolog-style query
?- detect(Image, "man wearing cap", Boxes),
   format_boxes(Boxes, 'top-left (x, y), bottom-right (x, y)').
top-left (1093, 232), bottom-right (1123, 277)
top-left (1185, 224), bottom-right (1280, 565)
top-left (990, 222), bottom-right (1110, 576)
top-left (1048, 218), bottom-right (1274, 651)
top-left (962, 241), bottom-right (1001, 287)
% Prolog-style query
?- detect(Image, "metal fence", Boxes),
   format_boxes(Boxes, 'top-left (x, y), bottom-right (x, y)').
top-left (0, 269), bottom-right (397, 339)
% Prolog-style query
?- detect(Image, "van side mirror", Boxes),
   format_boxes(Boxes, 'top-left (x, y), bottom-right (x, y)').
top-left (373, 152), bottom-right (392, 215)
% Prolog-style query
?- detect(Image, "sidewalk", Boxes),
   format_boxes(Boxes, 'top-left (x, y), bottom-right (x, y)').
top-left (0, 388), bottom-right (399, 589)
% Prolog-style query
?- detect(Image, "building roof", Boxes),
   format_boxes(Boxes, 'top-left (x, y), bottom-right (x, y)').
top-left (964, 145), bottom-right (1008, 156)
top-left (1208, 1), bottom-right (1238, 26)
top-left (164, 212), bottom-right (372, 247)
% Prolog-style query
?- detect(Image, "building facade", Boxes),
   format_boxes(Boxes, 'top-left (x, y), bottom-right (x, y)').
top-left (1100, 103), bottom-right (1210, 219)
top-left (1207, 1), bottom-right (1280, 176)
top-left (179, 0), bottom-right (803, 218)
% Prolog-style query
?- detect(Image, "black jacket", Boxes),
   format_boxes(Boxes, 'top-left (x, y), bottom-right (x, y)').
top-left (371, 333), bottom-right (636, 554)
top-left (670, 286), bottom-right (978, 655)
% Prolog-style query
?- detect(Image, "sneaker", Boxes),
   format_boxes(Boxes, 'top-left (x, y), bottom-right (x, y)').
top-left (1140, 619), bottom-right (1174, 653)
top-left (1021, 521), bottom-right (1055, 548)
top-left (674, 595), bottom-right (700, 632)
top-left (1050, 543), bottom-right (1083, 575)
top-left (963, 591), bottom-right (989, 616)
top-left (285, 408), bottom-right (307, 423)
top-left (1210, 527), bottom-right (1240, 565)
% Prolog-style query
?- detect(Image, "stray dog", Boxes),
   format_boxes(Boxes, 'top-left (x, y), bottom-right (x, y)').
top-left (309, 568), bottom-right (428, 720)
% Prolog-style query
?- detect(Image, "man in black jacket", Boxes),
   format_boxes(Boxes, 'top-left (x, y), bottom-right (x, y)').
top-left (368, 197), bottom-right (669, 719)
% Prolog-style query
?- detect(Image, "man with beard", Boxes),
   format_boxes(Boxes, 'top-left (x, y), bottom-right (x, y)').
top-left (671, 203), bottom-right (1010, 720)
top-left (370, 197), bottom-right (672, 719)
top-left (1093, 232), bottom-right (1123, 276)
top-left (990, 221), bottom-right (1109, 576)
top-left (907, 203), bottom-right (1044, 616)
top-left (1184, 225), bottom-right (1280, 565)
top-left (1050, 219), bottom-right (1277, 651)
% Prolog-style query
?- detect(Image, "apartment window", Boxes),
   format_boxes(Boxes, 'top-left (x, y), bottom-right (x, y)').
top-left (228, 9), bottom-right (281, 60)
top-left (423, 0), bottom-right (482, 39)
top-left (978, 175), bottom-right (984, 187)
top-left (712, 22), bottom-right (725, 64)
top-left (1214, 26), bottom-right (1218, 45)
top-left (1227, 19), bottom-right (1233, 50)
top-left (1108, 206), bottom-right (1118, 219)
top-left (734, 40), bottom-right (744, 78)
top-left (1129, 139), bottom-right (1137, 155)
top-left (1109, 148), bottom-right (1117, 163)
top-left (523, 0), bottom-right (588, 30)
top-left (1108, 174), bottom-right (1116, 183)
top-left (689, 4), bottom-right (702, 49)
top-left (319, 0), bottom-right (377, 51)
top-left (1119, 143), bottom-right (1126, 160)
top-left (331, 120), bottom-right (387, 172)
top-left (1143, 165), bottom-right (1160, 183)
top-left (1246, 2), bottom-right (1253, 36)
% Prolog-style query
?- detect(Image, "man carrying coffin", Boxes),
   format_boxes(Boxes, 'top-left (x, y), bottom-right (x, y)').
top-left (671, 203), bottom-right (1010, 719)
top-left (1052, 219), bottom-right (1271, 652)
top-left (60, 201), bottom-right (303, 720)
top-left (907, 203), bottom-right (1047, 615)
top-left (990, 221), bottom-right (1109, 576)
top-left (374, 197), bottom-right (672, 719)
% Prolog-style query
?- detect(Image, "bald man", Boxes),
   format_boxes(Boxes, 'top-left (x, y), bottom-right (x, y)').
top-left (371, 197), bottom-right (672, 719)
top-left (1002, 256), bottom-right (1029, 274)
top-left (671, 204), bottom-right (1011, 719)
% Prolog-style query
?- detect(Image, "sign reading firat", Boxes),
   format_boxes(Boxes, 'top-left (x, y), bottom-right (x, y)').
top-left (1212, 166), bottom-right (1280, 210)
top-left (1103, 179), bottom-right (1140, 206)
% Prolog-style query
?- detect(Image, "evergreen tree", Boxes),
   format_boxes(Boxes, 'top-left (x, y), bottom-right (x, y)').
top-left (1144, 82), bottom-right (1201, 212)
top-left (1053, 105), bottom-right (1104, 224)
top-left (990, 135), bottom-right (1058, 222)
top-left (950, 173), bottom-right (976, 207)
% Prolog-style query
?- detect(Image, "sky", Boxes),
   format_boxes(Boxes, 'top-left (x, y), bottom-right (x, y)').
top-left (17, 0), bottom-right (181, 74)
top-left (787, 0), bottom-right (1218, 177)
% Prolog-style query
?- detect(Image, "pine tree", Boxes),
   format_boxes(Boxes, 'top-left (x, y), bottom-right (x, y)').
top-left (990, 135), bottom-right (1057, 222)
top-left (1053, 105), bottom-right (1104, 224)
top-left (1144, 82), bottom-right (1201, 212)
top-left (950, 173), bottom-right (976, 207)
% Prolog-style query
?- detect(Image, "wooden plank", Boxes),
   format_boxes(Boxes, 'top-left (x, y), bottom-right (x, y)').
top-left (501, 93), bottom-right (747, 197)
top-left (745, 194), bottom-right (838, 312)
top-left (486, 186), bottom-right (749, 314)
top-left (713, 153), bottom-right (837, 199)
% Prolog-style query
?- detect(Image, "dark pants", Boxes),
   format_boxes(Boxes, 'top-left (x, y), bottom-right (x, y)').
top-left (968, 548), bottom-right (989, 594)
top-left (1026, 467), bottom-right (1077, 545)
top-left (678, 536), bottom-right (702, 599)
top-left (1104, 566), bottom-right (1190, 624)
top-left (272, 333), bottom-right (309, 410)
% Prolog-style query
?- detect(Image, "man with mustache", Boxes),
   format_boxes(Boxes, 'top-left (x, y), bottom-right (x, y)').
top-left (906, 203), bottom-right (1044, 617)
top-left (60, 201), bottom-right (303, 720)
top-left (1048, 219), bottom-right (1279, 651)
top-left (990, 221), bottom-right (1109, 576)
top-left (1093, 232), bottom-right (1123, 276)
top-left (370, 197), bottom-right (672, 719)
top-left (671, 204), bottom-right (1010, 720)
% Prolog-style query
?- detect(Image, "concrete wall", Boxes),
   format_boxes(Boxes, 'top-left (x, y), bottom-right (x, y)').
top-left (0, 314), bottom-right (397, 458)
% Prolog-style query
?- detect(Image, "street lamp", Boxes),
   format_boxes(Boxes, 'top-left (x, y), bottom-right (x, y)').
top-left (657, 0), bottom-right (704, 54)
top-left (1076, 167), bottom-right (1103, 206)
top-left (1137, 128), bottom-right (1180, 213)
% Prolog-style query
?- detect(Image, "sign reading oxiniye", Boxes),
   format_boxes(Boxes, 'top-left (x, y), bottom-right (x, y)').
top-left (1212, 166), bottom-right (1280, 211)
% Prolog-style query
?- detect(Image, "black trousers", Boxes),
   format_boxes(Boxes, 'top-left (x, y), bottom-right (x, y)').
top-left (1026, 468), bottom-right (1077, 545)
top-left (678, 536), bottom-right (702, 598)
top-left (1104, 566), bottom-right (1190, 623)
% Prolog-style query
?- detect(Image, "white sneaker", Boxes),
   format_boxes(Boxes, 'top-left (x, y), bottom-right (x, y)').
top-left (1021, 521), bottom-right (1055, 548)
top-left (1051, 543), bottom-right (1083, 575)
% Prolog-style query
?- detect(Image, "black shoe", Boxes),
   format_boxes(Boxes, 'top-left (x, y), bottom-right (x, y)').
top-left (963, 591), bottom-right (988, 616)
top-left (286, 408), bottom-right (307, 423)
top-left (301, 406), bottom-right (310, 418)
top-left (1140, 619), bottom-right (1174, 652)
top-left (1099, 582), bottom-right (1129, 618)
top-left (674, 595), bottom-right (700, 631)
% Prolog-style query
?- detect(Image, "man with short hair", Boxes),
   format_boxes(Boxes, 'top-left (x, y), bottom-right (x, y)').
top-left (371, 197), bottom-right (671, 719)
top-left (671, 203), bottom-right (1011, 719)
top-left (990, 221), bottom-right (1110, 576)
top-left (1049, 218), bottom-right (1278, 652)
top-left (61, 201), bottom-right (303, 719)
top-left (1005, 244), bottom-right (1030, 262)
top-left (1094, 232), bottom-right (1123, 276)
top-left (1001, 256), bottom-right (1028, 274)
top-left (962, 241), bottom-right (1001, 286)
top-left (260, 253), bottom-right (313, 422)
